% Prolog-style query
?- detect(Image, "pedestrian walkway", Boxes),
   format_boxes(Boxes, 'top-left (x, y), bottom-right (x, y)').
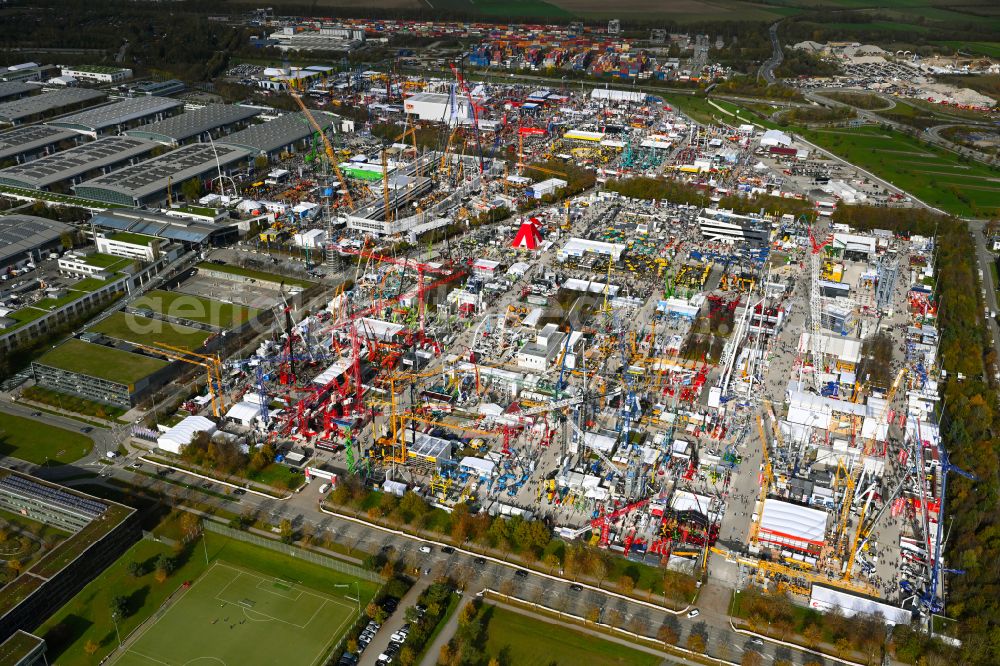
top-left (360, 578), bottom-right (431, 666)
top-left (418, 591), bottom-right (470, 666)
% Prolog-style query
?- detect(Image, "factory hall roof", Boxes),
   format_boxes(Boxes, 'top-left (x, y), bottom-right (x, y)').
top-left (74, 143), bottom-right (247, 203)
top-left (0, 214), bottom-right (72, 266)
top-left (0, 136), bottom-right (157, 190)
top-left (0, 88), bottom-right (105, 124)
top-left (90, 208), bottom-right (232, 244)
top-left (0, 124), bottom-right (78, 162)
top-left (47, 96), bottom-right (182, 133)
top-left (124, 104), bottom-right (261, 144)
top-left (218, 111), bottom-right (338, 155)
top-left (0, 81), bottom-right (37, 102)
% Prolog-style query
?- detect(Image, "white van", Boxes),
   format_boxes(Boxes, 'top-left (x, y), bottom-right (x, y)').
top-left (319, 483), bottom-right (330, 494)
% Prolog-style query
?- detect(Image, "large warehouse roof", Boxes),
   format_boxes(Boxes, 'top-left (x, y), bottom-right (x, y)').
top-left (91, 208), bottom-right (234, 244)
top-left (0, 214), bottom-right (72, 266)
top-left (0, 136), bottom-right (157, 190)
top-left (0, 125), bottom-right (78, 162)
top-left (0, 88), bottom-right (105, 124)
top-left (74, 143), bottom-right (247, 204)
top-left (124, 104), bottom-right (260, 145)
top-left (0, 81), bottom-right (37, 103)
top-left (810, 585), bottom-right (913, 625)
top-left (758, 499), bottom-right (828, 548)
top-left (218, 111), bottom-right (337, 155)
top-left (47, 96), bottom-right (182, 134)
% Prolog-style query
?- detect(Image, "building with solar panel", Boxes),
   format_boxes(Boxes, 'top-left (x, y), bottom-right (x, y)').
top-left (73, 142), bottom-right (249, 207)
top-left (0, 469), bottom-right (139, 648)
top-left (0, 136), bottom-right (158, 192)
top-left (0, 125), bottom-right (82, 167)
top-left (46, 95), bottom-right (182, 138)
top-left (125, 103), bottom-right (261, 147)
top-left (218, 110), bottom-right (342, 160)
top-left (0, 214), bottom-right (72, 270)
top-left (0, 88), bottom-right (106, 127)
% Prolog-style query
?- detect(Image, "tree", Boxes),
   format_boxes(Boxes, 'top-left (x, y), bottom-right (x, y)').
top-left (606, 609), bottom-right (622, 629)
top-left (618, 574), bottom-right (635, 595)
top-left (365, 601), bottom-right (379, 619)
top-left (279, 519), bottom-right (294, 544)
top-left (398, 646), bottom-right (416, 666)
top-left (741, 651), bottom-right (763, 666)
top-left (155, 553), bottom-right (175, 576)
top-left (543, 552), bottom-right (560, 573)
top-left (458, 601), bottom-right (478, 626)
top-left (179, 512), bottom-right (201, 540)
top-left (657, 623), bottom-right (679, 645)
top-left (110, 594), bottom-right (128, 619)
top-left (83, 639), bottom-right (99, 656)
top-left (802, 623), bottom-right (822, 648)
top-left (181, 177), bottom-right (202, 202)
top-left (585, 605), bottom-right (601, 624)
top-left (127, 561), bottom-right (144, 578)
top-left (253, 154), bottom-right (269, 172)
top-left (346, 638), bottom-right (358, 654)
top-left (687, 633), bottom-right (706, 653)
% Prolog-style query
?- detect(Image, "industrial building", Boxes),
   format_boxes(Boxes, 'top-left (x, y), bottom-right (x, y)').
top-left (124, 103), bottom-right (261, 146)
top-left (0, 214), bottom-right (72, 270)
top-left (132, 79), bottom-right (187, 97)
top-left (0, 82), bottom-right (37, 104)
top-left (32, 338), bottom-right (173, 408)
top-left (0, 136), bottom-right (158, 192)
top-left (0, 88), bottom-right (105, 126)
top-left (697, 208), bottom-right (773, 245)
top-left (0, 470), bottom-right (139, 649)
top-left (60, 65), bottom-right (133, 84)
top-left (47, 95), bottom-right (183, 138)
top-left (403, 92), bottom-right (474, 125)
top-left (73, 143), bottom-right (249, 207)
top-left (0, 63), bottom-right (58, 83)
top-left (0, 125), bottom-right (81, 166)
top-left (218, 110), bottom-right (344, 159)
top-left (90, 207), bottom-right (239, 247)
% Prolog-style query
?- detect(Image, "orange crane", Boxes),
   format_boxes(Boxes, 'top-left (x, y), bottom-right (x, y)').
top-left (131, 343), bottom-right (227, 417)
top-left (289, 92), bottom-right (354, 210)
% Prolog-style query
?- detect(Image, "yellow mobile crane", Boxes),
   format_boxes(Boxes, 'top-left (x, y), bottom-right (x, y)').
top-left (289, 92), bottom-right (354, 210)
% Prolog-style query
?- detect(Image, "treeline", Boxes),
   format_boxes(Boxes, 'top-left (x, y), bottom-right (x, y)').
top-left (330, 476), bottom-right (696, 601)
top-left (782, 106), bottom-right (856, 125)
top-left (712, 76), bottom-right (804, 101)
top-left (775, 48), bottom-right (841, 79)
top-left (604, 177), bottom-right (813, 218)
top-left (832, 205), bottom-right (997, 665)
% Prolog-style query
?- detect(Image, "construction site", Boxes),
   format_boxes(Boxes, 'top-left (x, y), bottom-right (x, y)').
top-left (0, 59), bottom-right (955, 630)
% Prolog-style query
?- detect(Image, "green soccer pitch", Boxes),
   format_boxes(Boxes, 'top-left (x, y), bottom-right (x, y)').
top-left (112, 562), bottom-right (361, 666)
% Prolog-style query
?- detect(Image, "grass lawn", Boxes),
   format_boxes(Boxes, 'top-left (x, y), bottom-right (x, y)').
top-left (197, 262), bottom-right (313, 289)
top-left (131, 289), bottom-right (258, 329)
top-left (935, 41), bottom-right (1000, 58)
top-left (80, 253), bottom-right (132, 271)
top-left (480, 604), bottom-right (660, 666)
top-left (0, 412), bottom-right (92, 465)
top-left (36, 338), bottom-right (168, 384)
top-left (800, 125), bottom-right (1000, 217)
top-left (661, 94), bottom-right (718, 125)
top-left (39, 528), bottom-right (380, 666)
top-left (88, 311), bottom-right (211, 351)
top-left (109, 232), bottom-right (155, 247)
top-left (248, 463), bottom-right (305, 490)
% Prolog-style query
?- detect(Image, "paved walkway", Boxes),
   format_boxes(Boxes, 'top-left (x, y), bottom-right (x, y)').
top-left (360, 578), bottom-right (431, 666)
top-left (418, 591), bottom-right (471, 666)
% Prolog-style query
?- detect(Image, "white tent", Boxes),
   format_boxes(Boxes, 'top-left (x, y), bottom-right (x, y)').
top-left (758, 499), bottom-right (828, 551)
top-left (225, 401), bottom-right (263, 427)
top-left (761, 129), bottom-right (792, 148)
top-left (157, 416), bottom-right (216, 454)
top-left (460, 456), bottom-right (496, 478)
top-left (810, 585), bottom-right (912, 625)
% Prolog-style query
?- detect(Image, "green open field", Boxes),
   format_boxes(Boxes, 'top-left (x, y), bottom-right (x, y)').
top-left (0, 411), bottom-right (93, 465)
top-left (481, 604), bottom-right (660, 666)
top-left (114, 562), bottom-right (357, 666)
top-left (39, 526), bottom-right (379, 666)
top-left (935, 41), bottom-right (1000, 58)
top-left (131, 289), bottom-right (258, 329)
top-left (37, 338), bottom-right (168, 384)
top-left (89, 312), bottom-right (211, 351)
top-left (801, 125), bottom-right (1000, 217)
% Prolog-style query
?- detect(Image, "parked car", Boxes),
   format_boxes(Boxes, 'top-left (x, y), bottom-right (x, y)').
top-left (687, 608), bottom-right (700, 618)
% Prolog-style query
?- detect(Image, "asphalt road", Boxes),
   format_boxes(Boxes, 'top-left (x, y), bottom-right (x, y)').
top-left (759, 21), bottom-right (783, 85)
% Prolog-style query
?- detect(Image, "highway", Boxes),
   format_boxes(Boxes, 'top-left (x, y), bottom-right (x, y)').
top-left (759, 21), bottom-right (783, 85)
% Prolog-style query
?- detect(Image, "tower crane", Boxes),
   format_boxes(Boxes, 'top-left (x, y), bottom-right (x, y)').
top-left (448, 61), bottom-right (484, 175)
top-left (566, 413), bottom-right (620, 481)
top-left (289, 92), bottom-right (354, 210)
top-left (130, 343), bottom-right (227, 417)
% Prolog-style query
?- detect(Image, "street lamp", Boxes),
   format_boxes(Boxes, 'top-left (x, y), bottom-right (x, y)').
top-left (111, 610), bottom-right (122, 648)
